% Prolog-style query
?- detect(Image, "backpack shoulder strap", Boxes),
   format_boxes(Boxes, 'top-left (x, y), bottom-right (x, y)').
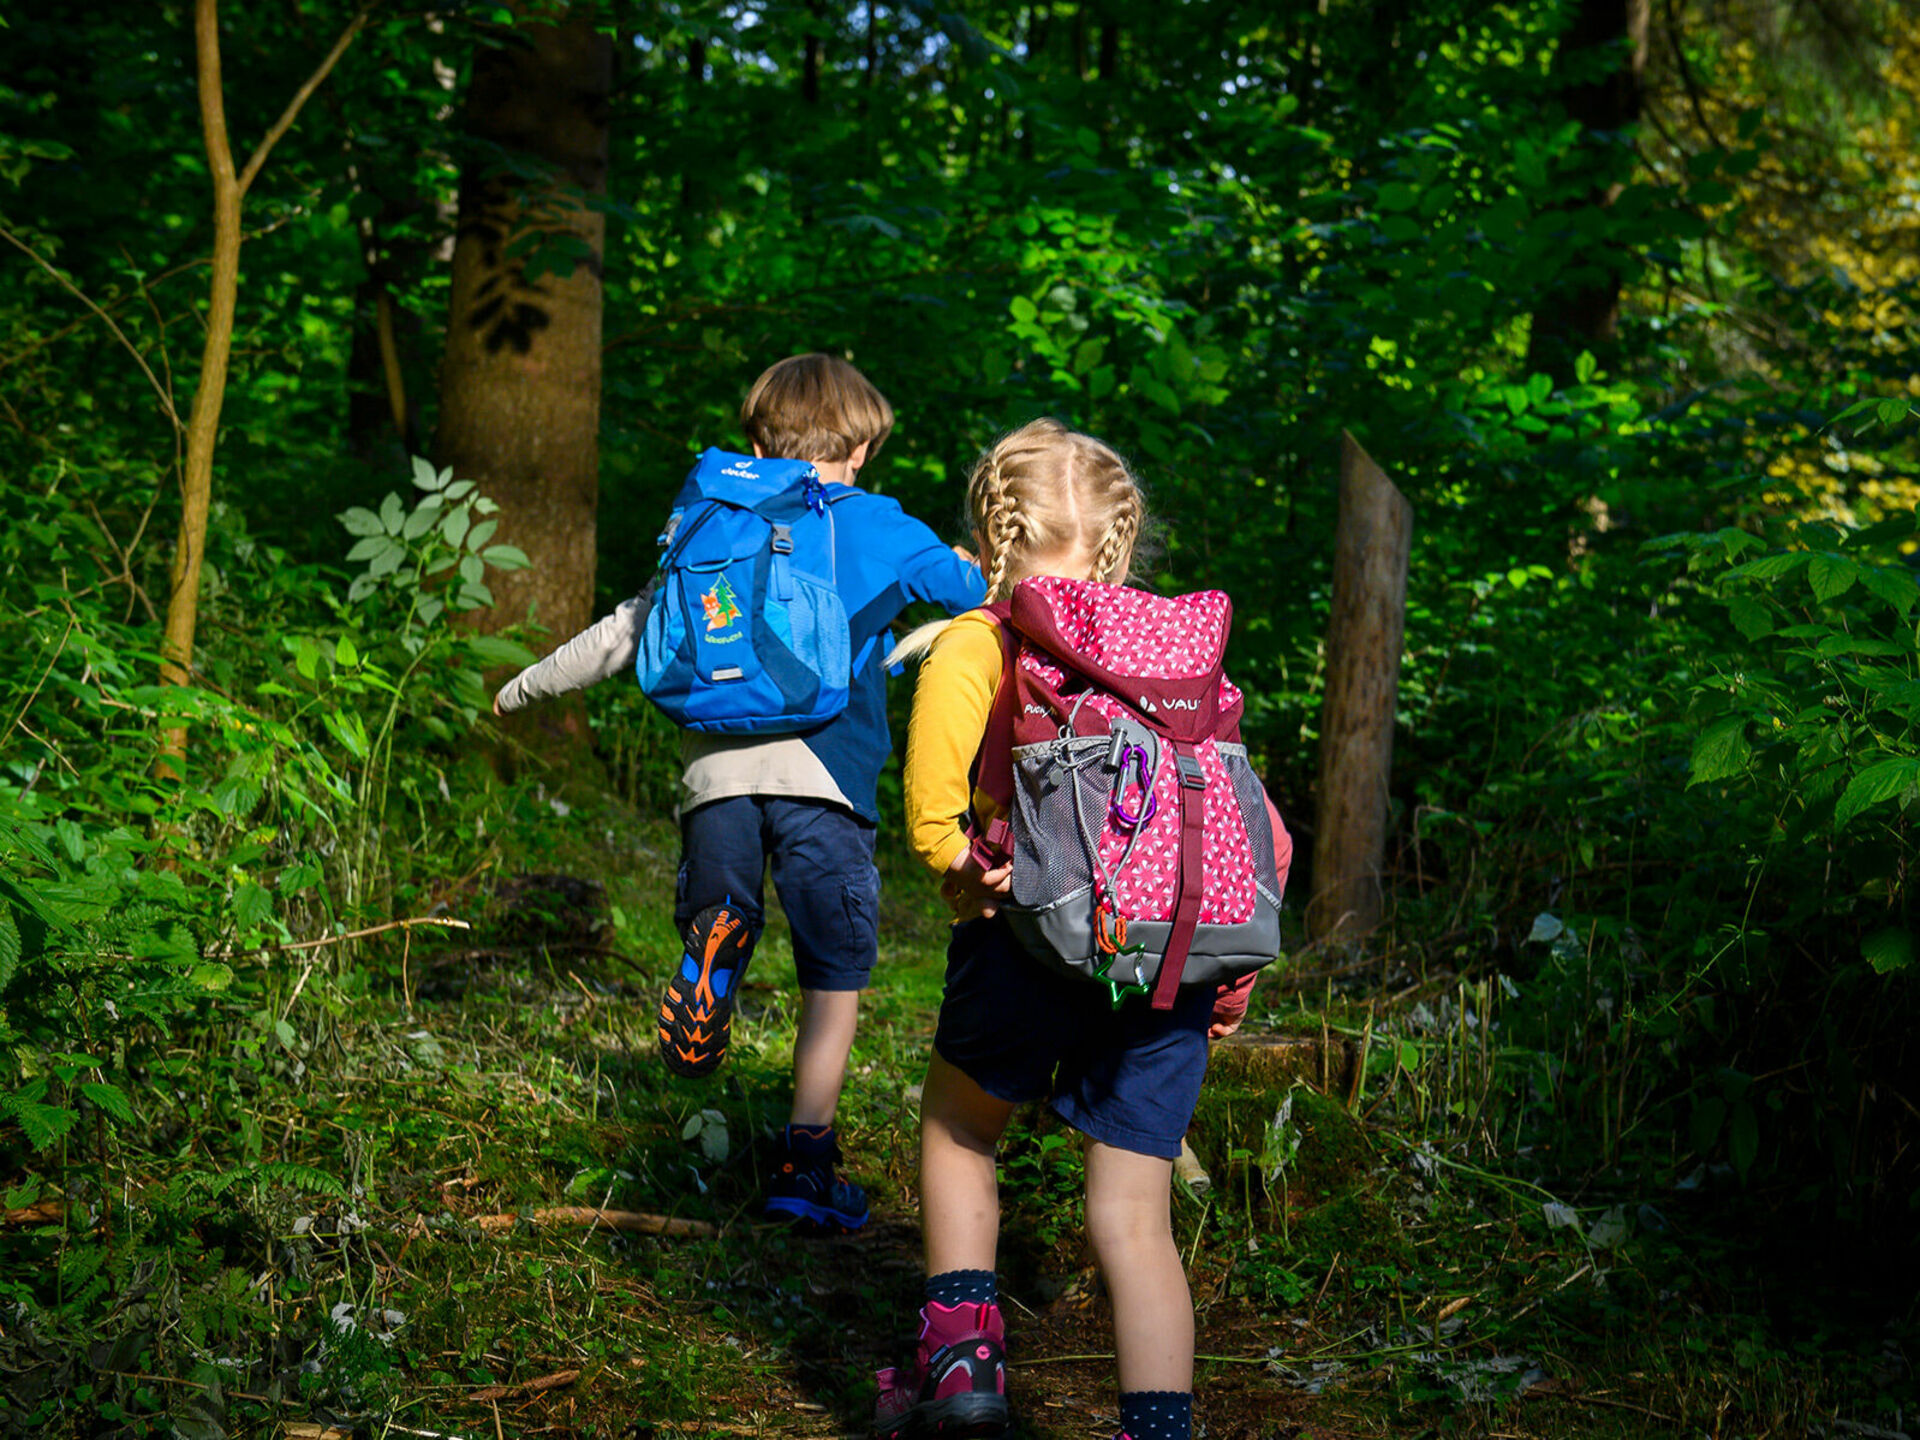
top-left (968, 601), bottom-right (1017, 864)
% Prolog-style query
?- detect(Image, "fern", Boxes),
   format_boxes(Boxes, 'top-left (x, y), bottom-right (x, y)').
top-left (202, 1160), bottom-right (347, 1200)
top-left (0, 1087), bottom-right (78, 1151)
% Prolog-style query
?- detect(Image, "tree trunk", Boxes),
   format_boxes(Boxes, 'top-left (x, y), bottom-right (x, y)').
top-left (160, 0), bottom-right (246, 782)
top-left (162, 0), bottom-right (362, 780)
top-left (1526, 0), bottom-right (1651, 384)
top-left (433, 16), bottom-right (613, 651)
top-left (1307, 432), bottom-right (1413, 943)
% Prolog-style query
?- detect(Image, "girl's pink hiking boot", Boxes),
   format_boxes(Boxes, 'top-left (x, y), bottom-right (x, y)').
top-left (871, 1300), bottom-right (1008, 1439)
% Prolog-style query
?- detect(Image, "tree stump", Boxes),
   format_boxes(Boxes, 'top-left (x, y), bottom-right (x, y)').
top-left (1209, 1031), bottom-right (1357, 1102)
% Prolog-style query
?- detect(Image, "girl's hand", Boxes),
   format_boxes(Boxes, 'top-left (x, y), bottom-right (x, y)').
top-left (939, 848), bottom-right (1011, 921)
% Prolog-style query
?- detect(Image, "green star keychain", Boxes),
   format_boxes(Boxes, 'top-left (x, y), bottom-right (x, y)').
top-left (1093, 903), bottom-right (1153, 1010)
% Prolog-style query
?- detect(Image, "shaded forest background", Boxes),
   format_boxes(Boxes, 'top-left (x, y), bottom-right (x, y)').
top-left (3, 0), bottom-right (1919, 1435)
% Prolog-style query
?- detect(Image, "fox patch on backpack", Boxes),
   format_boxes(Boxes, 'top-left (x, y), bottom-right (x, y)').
top-left (638, 449), bottom-right (864, 734)
top-left (971, 577), bottom-right (1284, 1009)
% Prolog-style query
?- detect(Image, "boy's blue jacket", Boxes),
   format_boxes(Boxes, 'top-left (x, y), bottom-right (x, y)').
top-left (780, 484), bottom-right (986, 821)
top-left (492, 473), bottom-right (985, 825)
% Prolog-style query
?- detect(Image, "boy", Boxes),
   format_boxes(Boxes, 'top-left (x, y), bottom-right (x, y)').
top-left (493, 354), bottom-right (985, 1231)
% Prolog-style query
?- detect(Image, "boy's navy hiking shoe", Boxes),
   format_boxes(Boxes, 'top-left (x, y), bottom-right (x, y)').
top-left (764, 1127), bottom-right (870, 1232)
top-left (872, 1301), bottom-right (1008, 1439)
top-left (658, 903), bottom-right (753, 1079)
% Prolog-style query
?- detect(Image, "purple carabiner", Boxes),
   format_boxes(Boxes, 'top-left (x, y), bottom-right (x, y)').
top-left (1109, 743), bottom-right (1158, 829)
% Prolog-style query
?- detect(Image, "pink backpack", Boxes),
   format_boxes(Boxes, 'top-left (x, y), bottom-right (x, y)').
top-left (970, 577), bottom-right (1285, 1010)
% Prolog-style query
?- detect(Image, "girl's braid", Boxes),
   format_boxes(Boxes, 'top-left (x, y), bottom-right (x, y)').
top-left (1091, 491), bottom-right (1140, 583)
top-left (980, 456), bottom-right (1025, 600)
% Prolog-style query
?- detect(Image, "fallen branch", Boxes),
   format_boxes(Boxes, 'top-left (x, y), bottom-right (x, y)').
top-left (468, 1368), bottom-right (580, 1403)
top-left (435, 1207), bottom-right (718, 1239)
top-left (276, 915), bottom-right (473, 954)
top-left (2, 1201), bottom-right (66, 1227)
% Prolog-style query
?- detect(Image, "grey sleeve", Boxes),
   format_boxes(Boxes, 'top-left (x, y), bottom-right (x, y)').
top-left (493, 587), bottom-right (652, 713)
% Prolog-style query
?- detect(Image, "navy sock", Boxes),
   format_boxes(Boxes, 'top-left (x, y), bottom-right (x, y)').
top-left (783, 1124), bottom-right (836, 1162)
top-left (924, 1269), bottom-right (997, 1308)
top-left (1118, 1390), bottom-right (1192, 1440)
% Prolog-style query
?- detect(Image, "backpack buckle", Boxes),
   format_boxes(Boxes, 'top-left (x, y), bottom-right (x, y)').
top-left (1175, 753), bottom-right (1206, 789)
top-left (770, 524), bottom-right (794, 555)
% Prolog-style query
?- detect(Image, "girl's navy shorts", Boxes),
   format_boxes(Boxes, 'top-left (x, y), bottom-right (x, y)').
top-left (932, 915), bottom-right (1215, 1159)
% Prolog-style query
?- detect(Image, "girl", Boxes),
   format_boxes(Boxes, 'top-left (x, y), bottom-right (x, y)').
top-left (874, 418), bottom-right (1289, 1440)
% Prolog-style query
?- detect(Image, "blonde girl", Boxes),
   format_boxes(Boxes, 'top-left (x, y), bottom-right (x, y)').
top-left (873, 419), bottom-right (1279, 1440)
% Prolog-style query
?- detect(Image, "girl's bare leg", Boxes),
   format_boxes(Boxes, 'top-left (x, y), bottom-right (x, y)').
top-left (919, 1051), bottom-right (1017, 1274)
top-left (1084, 1139), bottom-right (1193, 1393)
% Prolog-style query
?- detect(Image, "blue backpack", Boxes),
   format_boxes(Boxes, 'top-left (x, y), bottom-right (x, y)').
top-left (636, 448), bottom-right (866, 734)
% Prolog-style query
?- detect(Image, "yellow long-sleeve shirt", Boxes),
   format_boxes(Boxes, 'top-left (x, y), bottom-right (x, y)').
top-left (902, 609), bottom-right (1007, 876)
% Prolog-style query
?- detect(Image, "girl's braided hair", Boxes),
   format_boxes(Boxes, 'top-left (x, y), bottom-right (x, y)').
top-left (967, 417), bottom-right (1147, 599)
top-left (889, 418), bottom-right (1152, 665)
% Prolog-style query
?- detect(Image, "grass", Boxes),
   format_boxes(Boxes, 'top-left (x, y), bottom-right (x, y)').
top-left (2, 787), bottom-right (1915, 1439)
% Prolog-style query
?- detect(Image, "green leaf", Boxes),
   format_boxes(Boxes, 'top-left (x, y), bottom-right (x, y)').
top-left (1008, 295), bottom-right (1038, 324)
top-left (1733, 552), bottom-right (1812, 580)
top-left (335, 635), bottom-right (360, 668)
top-left (345, 536), bottom-right (389, 563)
top-left (466, 519), bottom-right (499, 552)
top-left (1876, 398), bottom-right (1911, 427)
top-left (459, 554), bottom-right (486, 588)
top-left (379, 493), bottom-right (406, 535)
top-left (1574, 350), bottom-right (1597, 384)
top-left (1727, 596), bottom-right (1773, 641)
top-left (402, 503), bottom-right (439, 541)
top-left (0, 1093), bottom-right (77, 1151)
top-left (1835, 757), bottom-right (1920, 829)
top-left (442, 507), bottom-right (472, 549)
top-left (232, 882), bottom-right (273, 932)
top-left (322, 709), bottom-right (370, 761)
top-left (79, 1082), bottom-right (134, 1125)
top-left (1137, 378), bottom-right (1181, 414)
top-left (339, 507), bottom-right (385, 538)
top-left (1859, 564), bottom-right (1920, 616)
top-left (1688, 715), bottom-right (1752, 787)
top-left (254, 1161), bottom-right (347, 1199)
top-left (1808, 555), bottom-right (1858, 603)
top-left (1691, 1096), bottom-right (1726, 1154)
top-left (481, 544), bottom-right (531, 571)
top-left (412, 455), bottom-right (444, 491)
top-left (0, 906), bottom-right (20, 994)
top-left (1377, 181), bottom-right (1418, 211)
top-left (190, 962), bottom-right (234, 991)
top-left (1728, 1101), bottom-right (1759, 1179)
top-left (1863, 928), bottom-right (1913, 975)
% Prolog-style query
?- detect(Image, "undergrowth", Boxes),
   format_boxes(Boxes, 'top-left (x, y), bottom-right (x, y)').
top-left (2, 774), bottom-right (1912, 1438)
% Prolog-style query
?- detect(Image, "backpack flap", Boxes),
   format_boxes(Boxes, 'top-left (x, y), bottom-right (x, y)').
top-left (1008, 577), bottom-right (1233, 741)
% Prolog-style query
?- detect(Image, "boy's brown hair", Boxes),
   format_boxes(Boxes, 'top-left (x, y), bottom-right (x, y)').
top-left (740, 353), bottom-right (895, 464)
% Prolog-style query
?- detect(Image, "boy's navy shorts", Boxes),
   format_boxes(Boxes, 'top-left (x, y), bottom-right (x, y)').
top-left (933, 916), bottom-right (1215, 1160)
top-left (676, 795), bottom-right (878, 992)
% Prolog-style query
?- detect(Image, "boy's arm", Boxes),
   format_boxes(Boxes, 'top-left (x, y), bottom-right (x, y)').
top-left (493, 584), bottom-right (653, 715)
top-left (890, 509), bottom-right (987, 614)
